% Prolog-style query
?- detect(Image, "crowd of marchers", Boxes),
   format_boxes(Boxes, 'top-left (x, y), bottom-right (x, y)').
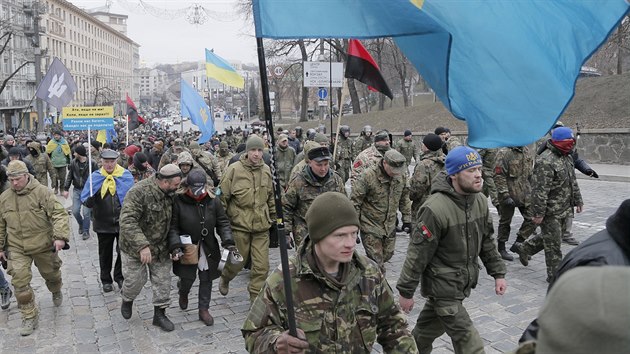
top-left (0, 121), bottom-right (627, 354)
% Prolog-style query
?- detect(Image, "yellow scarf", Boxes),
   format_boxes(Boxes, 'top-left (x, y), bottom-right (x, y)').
top-left (46, 139), bottom-right (71, 155)
top-left (100, 165), bottom-right (125, 199)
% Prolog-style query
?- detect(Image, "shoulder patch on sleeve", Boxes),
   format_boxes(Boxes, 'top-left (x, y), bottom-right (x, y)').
top-left (419, 222), bottom-right (433, 240)
top-left (495, 166), bottom-right (503, 175)
top-left (353, 160), bottom-right (363, 169)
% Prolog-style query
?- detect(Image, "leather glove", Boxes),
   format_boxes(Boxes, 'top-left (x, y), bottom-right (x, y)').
top-left (502, 197), bottom-right (516, 208)
top-left (402, 222), bottom-right (412, 234)
top-left (587, 169), bottom-right (599, 178)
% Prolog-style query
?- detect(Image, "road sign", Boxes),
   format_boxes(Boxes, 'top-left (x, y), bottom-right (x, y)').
top-left (273, 65), bottom-right (284, 77)
top-left (44, 117), bottom-right (52, 126)
top-left (224, 114), bottom-right (231, 122)
top-left (303, 62), bottom-right (343, 87)
top-left (318, 100), bottom-right (327, 107)
top-left (62, 106), bottom-right (114, 131)
top-left (318, 88), bottom-right (328, 99)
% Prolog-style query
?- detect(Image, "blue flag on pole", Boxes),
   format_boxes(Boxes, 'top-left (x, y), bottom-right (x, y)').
top-left (252, 0), bottom-right (629, 147)
top-left (180, 79), bottom-right (214, 143)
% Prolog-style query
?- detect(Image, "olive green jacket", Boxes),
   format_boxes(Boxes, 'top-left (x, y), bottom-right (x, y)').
top-left (0, 176), bottom-right (69, 254)
top-left (397, 171), bottom-right (506, 300)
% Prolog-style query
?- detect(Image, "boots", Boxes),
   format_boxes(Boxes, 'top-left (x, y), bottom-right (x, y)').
top-left (152, 306), bottom-right (175, 332)
top-left (121, 300), bottom-right (133, 319)
top-left (219, 277), bottom-right (229, 296)
top-left (179, 292), bottom-right (188, 310)
top-left (513, 243), bottom-right (529, 266)
top-left (199, 308), bottom-right (214, 326)
top-left (20, 315), bottom-right (39, 336)
top-left (498, 242), bottom-right (513, 261)
top-left (0, 287), bottom-right (12, 310)
top-left (52, 291), bottom-right (63, 307)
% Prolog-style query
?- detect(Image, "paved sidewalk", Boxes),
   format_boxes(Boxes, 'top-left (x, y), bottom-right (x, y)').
top-left (0, 178), bottom-right (627, 353)
top-left (576, 163), bottom-right (630, 183)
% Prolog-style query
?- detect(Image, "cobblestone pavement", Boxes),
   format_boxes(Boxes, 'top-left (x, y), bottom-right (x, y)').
top-left (0, 178), bottom-right (627, 353)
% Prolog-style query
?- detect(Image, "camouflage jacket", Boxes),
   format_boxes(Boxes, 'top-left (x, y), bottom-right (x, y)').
top-left (494, 147), bottom-right (533, 206)
top-left (351, 163), bottom-right (411, 237)
top-left (395, 138), bottom-right (419, 165)
top-left (396, 171), bottom-right (506, 300)
top-left (350, 145), bottom-right (386, 185)
top-left (0, 177), bottom-right (70, 254)
top-left (127, 164), bottom-right (156, 183)
top-left (530, 142), bottom-right (583, 218)
top-left (216, 151), bottom-right (234, 176)
top-left (274, 145), bottom-right (296, 189)
top-left (117, 154), bottom-right (130, 169)
top-left (289, 159), bottom-right (307, 183)
top-left (219, 154), bottom-right (276, 233)
top-left (477, 148), bottom-right (499, 202)
top-left (409, 150), bottom-right (445, 215)
top-left (335, 136), bottom-right (353, 162)
top-left (242, 236), bottom-right (419, 353)
top-left (119, 176), bottom-right (174, 261)
top-left (352, 135), bottom-right (373, 160)
top-left (282, 166), bottom-right (345, 246)
top-left (445, 136), bottom-right (463, 153)
top-left (224, 135), bottom-right (240, 151)
top-left (191, 149), bottom-right (222, 186)
top-left (24, 152), bottom-right (54, 187)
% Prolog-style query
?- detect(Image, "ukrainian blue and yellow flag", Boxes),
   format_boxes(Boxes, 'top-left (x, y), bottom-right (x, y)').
top-left (205, 48), bottom-right (244, 89)
top-left (96, 128), bottom-right (117, 145)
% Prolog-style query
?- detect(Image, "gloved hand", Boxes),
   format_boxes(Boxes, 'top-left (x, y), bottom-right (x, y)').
top-left (226, 245), bottom-right (238, 253)
top-left (402, 222), bottom-right (412, 234)
top-left (502, 197), bottom-right (516, 208)
top-left (171, 248), bottom-right (183, 261)
top-left (587, 169), bottom-right (599, 178)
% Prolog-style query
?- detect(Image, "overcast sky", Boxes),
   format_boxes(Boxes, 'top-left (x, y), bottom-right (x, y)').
top-left (70, 0), bottom-right (258, 67)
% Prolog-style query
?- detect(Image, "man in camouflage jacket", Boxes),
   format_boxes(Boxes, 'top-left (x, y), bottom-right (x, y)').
top-left (24, 141), bottom-right (54, 187)
top-left (397, 146), bottom-right (507, 354)
top-left (350, 130), bottom-right (391, 186)
top-left (334, 125), bottom-right (353, 182)
top-left (243, 192), bottom-right (418, 353)
top-left (409, 134), bottom-right (445, 217)
top-left (119, 164), bottom-right (182, 331)
top-left (274, 134), bottom-right (296, 190)
top-left (494, 146), bottom-right (537, 261)
top-left (514, 127), bottom-right (583, 282)
top-left (283, 147), bottom-right (345, 247)
top-left (395, 130), bottom-right (420, 167)
top-left (351, 150), bottom-right (411, 273)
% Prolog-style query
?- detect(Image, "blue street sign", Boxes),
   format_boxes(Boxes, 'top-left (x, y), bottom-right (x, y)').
top-left (224, 114), bottom-right (231, 122)
top-left (44, 117), bottom-right (52, 125)
top-left (318, 88), bottom-right (328, 100)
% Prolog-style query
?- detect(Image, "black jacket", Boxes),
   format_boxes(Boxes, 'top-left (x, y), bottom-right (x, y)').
top-left (168, 192), bottom-right (234, 281)
top-left (83, 191), bottom-right (122, 234)
top-left (520, 199), bottom-right (630, 343)
top-left (64, 158), bottom-right (99, 191)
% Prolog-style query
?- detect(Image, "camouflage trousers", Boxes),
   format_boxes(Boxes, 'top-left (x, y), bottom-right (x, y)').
top-left (412, 298), bottom-right (484, 354)
top-left (497, 204), bottom-right (536, 246)
top-left (520, 215), bottom-right (563, 280)
top-left (120, 252), bottom-right (171, 308)
top-left (221, 230), bottom-right (269, 301)
top-left (360, 231), bottom-right (396, 273)
top-left (51, 166), bottom-right (67, 191)
top-left (482, 176), bottom-right (499, 208)
top-left (7, 248), bottom-right (63, 319)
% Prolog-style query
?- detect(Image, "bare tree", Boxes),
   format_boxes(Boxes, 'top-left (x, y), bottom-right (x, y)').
top-left (0, 30), bottom-right (34, 97)
top-left (587, 16), bottom-right (630, 75)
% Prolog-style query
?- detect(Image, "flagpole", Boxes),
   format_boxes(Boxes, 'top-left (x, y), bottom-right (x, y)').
top-left (332, 79), bottom-right (348, 164)
top-left (87, 127), bottom-right (93, 196)
top-left (256, 36), bottom-right (298, 338)
top-left (125, 114), bottom-right (129, 146)
top-left (17, 93), bottom-right (38, 130)
top-left (329, 39), bottom-right (334, 143)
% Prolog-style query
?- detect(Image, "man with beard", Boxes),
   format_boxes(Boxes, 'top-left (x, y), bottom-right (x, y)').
top-left (397, 146), bottom-right (507, 354)
top-left (24, 141), bottom-right (54, 187)
top-left (119, 164), bottom-right (182, 331)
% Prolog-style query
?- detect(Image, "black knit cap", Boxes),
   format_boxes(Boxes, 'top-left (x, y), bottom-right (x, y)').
top-left (306, 192), bottom-right (360, 243)
top-left (423, 133), bottom-right (444, 152)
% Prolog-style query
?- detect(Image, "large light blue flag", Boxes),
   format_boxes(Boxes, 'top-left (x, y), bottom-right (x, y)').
top-left (180, 79), bottom-right (214, 143)
top-left (252, 0), bottom-right (629, 147)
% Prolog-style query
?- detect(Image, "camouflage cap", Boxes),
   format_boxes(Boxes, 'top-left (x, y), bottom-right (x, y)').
top-left (303, 141), bottom-right (320, 160)
top-left (189, 141), bottom-right (201, 151)
top-left (219, 141), bottom-right (229, 149)
top-left (383, 150), bottom-right (407, 174)
top-left (6, 160), bottom-right (28, 176)
top-left (374, 130), bottom-right (390, 143)
top-left (313, 133), bottom-right (328, 144)
top-left (278, 134), bottom-right (288, 143)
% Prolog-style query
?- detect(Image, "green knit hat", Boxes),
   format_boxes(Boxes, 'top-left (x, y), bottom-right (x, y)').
top-left (306, 192), bottom-right (359, 243)
top-left (246, 135), bottom-right (265, 151)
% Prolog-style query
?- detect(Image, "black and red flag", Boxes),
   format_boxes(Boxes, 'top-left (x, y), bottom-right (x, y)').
top-left (126, 94), bottom-right (145, 131)
top-left (345, 39), bottom-right (393, 99)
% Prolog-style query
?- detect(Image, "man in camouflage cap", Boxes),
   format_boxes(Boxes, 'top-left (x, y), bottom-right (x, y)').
top-left (397, 146), bottom-right (507, 354)
top-left (350, 129), bottom-right (391, 185)
top-left (119, 164), bottom-right (183, 331)
top-left (351, 149), bottom-right (411, 273)
top-left (0, 160), bottom-right (70, 336)
top-left (243, 192), bottom-right (418, 353)
top-left (283, 146), bottom-right (345, 247)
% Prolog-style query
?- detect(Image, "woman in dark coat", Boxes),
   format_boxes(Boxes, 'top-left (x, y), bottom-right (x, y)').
top-left (168, 168), bottom-right (234, 325)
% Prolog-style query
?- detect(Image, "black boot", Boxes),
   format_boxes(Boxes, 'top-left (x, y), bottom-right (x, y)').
top-left (152, 306), bottom-right (175, 332)
top-left (121, 300), bottom-right (133, 319)
top-left (179, 292), bottom-right (188, 310)
top-left (498, 242), bottom-right (514, 261)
